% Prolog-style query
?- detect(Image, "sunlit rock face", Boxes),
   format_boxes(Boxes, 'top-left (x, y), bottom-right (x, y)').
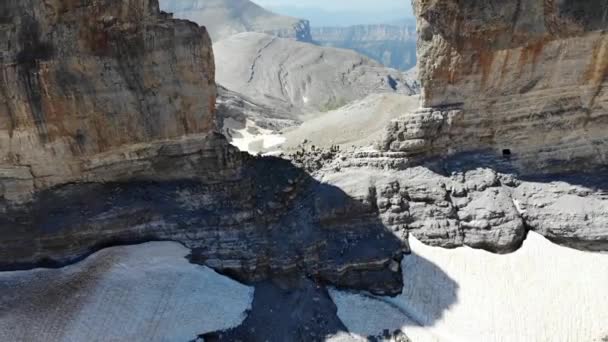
top-left (383, 0), bottom-right (608, 174)
top-left (0, 0), bottom-right (217, 197)
top-left (0, 0), bottom-right (406, 296)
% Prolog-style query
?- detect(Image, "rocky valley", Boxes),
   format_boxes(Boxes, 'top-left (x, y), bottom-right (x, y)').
top-left (311, 23), bottom-right (418, 71)
top-left (0, 0), bottom-right (607, 341)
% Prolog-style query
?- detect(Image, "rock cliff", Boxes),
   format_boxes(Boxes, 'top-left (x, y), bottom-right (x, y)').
top-left (0, 0), bottom-right (404, 297)
top-left (383, 0), bottom-right (608, 174)
top-left (159, 0), bottom-right (312, 42)
top-left (0, 0), bottom-right (216, 200)
top-left (1, 1), bottom-right (608, 340)
top-left (311, 24), bottom-right (418, 71)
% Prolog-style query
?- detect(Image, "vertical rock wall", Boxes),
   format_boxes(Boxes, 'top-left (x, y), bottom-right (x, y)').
top-left (384, 0), bottom-right (608, 173)
top-left (0, 0), bottom-right (217, 197)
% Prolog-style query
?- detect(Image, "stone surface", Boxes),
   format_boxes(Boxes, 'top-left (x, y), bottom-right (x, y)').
top-left (202, 278), bottom-right (349, 342)
top-left (382, 0), bottom-right (608, 174)
top-left (0, 0), bottom-right (217, 197)
top-left (159, 0), bottom-right (312, 42)
top-left (311, 24), bottom-right (418, 71)
top-left (214, 32), bottom-right (418, 115)
top-left (0, 154), bottom-right (406, 296)
top-left (216, 84), bottom-right (299, 142)
top-left (0, 0), bottom-right (406, 298)
top-left (287, 147), bottom-right (607, 253)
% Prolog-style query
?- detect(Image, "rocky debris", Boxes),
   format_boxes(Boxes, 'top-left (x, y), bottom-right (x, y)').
top-left (311, 24), bottom-right (418, 71)
top-left (159, 0), bottom-right (312, 42)
top-left (380, 0), bottom-right (608, 174)
top-left (279, 94), bottom-right (421, 152)
top-left (214, 32), bottom-right (418, 115)
top-left (201, 278), bottom-right (349, 342)
top-left (216, 85), bottom-right (299, 134)
top-left (215, 85), bottom-right (299, 152)
top-left (0, 0), bottom-right (216, 195)
top-left (513, 173), bottom-right (608, 251)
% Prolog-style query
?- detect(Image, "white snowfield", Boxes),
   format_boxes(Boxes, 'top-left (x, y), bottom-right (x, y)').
top-left (0, 242), bottom-right (254, 342)
top-left (331, 232), bottom-right (608, 342)
top-left (224, 118), bottom-right (286, 154)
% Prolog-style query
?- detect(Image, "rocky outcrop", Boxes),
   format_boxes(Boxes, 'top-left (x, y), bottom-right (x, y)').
top-left (311, 24), bottom-right (418, 71)
top-left (214, 32), bottom-right (418, 115)
top-left (159, 0), bottom-right (312, 42)
top-left (382, 0), bottom-right (608, 174)
top-left (0, 0), bottom-right (405, 297)
top-left (0, 0), bottom-right (216, 199)
top-left (289, 147), bottom-right (608, 253)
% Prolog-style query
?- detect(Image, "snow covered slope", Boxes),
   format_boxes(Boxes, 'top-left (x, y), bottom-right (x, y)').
top-left (0, 242), bottom-right (254, 341)
top-left (331, 232), bottom-right (608, 342)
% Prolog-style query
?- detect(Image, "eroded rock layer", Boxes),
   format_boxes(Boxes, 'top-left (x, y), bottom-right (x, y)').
top-left (0, 0), bottom-right (405, 296)
top-left (0, 0), bottom-right (216, 198)
top-left (383, 0), bottom-right (608, 173)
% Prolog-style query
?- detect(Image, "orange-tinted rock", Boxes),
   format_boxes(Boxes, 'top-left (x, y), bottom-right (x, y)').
top-left (0, 0), bottom-right (217, 199)
top-left (383, 0), bottom-right (608, 174)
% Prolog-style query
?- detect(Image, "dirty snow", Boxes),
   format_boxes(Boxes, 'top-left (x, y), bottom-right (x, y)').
top-left (0, 242), bottom-right (254, 342)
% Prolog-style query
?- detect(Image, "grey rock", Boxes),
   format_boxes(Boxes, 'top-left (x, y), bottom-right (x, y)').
top-left (214, 32), bottom-right (418, 114)
top-left (381, 0), bottom-right (608, 174)
top-left (159, 0), bottom-right (312, 42)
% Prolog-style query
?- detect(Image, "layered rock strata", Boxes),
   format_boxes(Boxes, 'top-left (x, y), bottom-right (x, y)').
top-left (382, 0), bottom-right (608, 174)
top-left (0, 0), bottom-right (404, 296)
top-left (311, 24), bottom-right (418, 71)
top-left (288, 147), bottom-right (608, 253)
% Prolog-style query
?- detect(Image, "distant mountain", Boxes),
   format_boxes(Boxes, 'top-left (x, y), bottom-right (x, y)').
top-left (214, 32), bottom-right (418, 115)
top-left (311, 23), bottom-right (418, 71)
top-left (159, 0), bottom-right (312, 42)
top-left (264, 5), bottom-right (414, 27)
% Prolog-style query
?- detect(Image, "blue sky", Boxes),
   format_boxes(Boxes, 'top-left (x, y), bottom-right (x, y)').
top-left (252, 0), bottom-right (414, 26)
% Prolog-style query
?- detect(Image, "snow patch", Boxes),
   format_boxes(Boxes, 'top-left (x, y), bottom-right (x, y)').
top-left (0, 242), bottom-right (254, 342)
top-left (331, 232), bottom-right (608, 342)
top-left (225, 118), bottom-right (285, 154)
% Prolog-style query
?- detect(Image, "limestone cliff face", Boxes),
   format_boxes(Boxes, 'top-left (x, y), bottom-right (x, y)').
top-left (383, 0), bottom-right (608, 173)
top-left (0, 0), bottom-right (405, 296)
top-left (311, 24), bottom-right (418, 71)
top-left (0, 0), bottom-right (217, 199)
